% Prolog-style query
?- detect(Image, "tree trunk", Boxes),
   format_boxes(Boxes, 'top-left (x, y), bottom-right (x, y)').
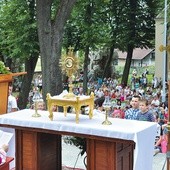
top-left (83, 46), bottom-right (90, 94)
top-left (121, 0), bottom-right (136, 86)
top-left (102, 46), bottom-right (114, 79)
top-left (36, 0), bottom-right (77, 101)
top-left (121, 45), bottom-right (134, 86)
top-left (18, 56), bottom-right (38, 109)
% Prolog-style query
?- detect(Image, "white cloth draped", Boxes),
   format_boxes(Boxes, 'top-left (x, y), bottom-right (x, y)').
top-left (0, 109), bottom-right (157, 170)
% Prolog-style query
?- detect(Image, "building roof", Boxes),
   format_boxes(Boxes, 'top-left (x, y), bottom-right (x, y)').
top-left (116, 48), bottom-right (154, 60)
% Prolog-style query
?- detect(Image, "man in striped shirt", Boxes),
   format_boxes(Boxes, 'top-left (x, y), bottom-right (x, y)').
top-left (125, 95), bottom-right (141, 120)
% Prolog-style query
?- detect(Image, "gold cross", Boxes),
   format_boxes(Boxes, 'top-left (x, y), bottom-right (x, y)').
top-left (68, 46), bottom-right (74, 51)
top-left (68, 46), bottom-right (74, 57)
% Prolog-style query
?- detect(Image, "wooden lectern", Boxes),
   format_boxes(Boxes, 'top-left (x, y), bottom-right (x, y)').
top-left (0, 72), bottom-right (26, 114)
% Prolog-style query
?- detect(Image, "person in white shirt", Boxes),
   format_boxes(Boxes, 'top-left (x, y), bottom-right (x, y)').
top-left (138, 86), bottom-right (145, 96)
top-left (96, 88), bottom-right (104, 98)
top-left (7, 84), bottom-right (18, 113)
top-left (93, 96), bottom-right (105, 118)
top-left (151, 95), bottom-right (160, 107)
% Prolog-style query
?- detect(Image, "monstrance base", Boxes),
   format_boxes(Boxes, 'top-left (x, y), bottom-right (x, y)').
top-left (63, 92), bottom-right (76, 99)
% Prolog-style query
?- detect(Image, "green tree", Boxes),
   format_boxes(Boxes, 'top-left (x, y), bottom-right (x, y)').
top-left (63, 0), bottom-right (111, 93)
top-left (0, 0), bottom-right (39, 109)
top-left (97, 0), bottom-right (127, 79)
top-left (121, 0), bottom-right (160, 85)
top-left (63, 0), bottom-right (160, 87)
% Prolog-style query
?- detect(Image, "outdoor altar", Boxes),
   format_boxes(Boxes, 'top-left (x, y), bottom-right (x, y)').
top-left (0, 109), bottom-right (157, 170)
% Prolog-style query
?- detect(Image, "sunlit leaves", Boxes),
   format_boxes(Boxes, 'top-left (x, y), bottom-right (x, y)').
top-left (0, 0), bottom-right (39, 61)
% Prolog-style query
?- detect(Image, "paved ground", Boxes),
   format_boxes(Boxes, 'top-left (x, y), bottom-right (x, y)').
top-left (62, 141), bottom-right (86, 169)
top-left (153, 153), bottom-right (166, 170)
top-left (62, 140), bottom-right (167, 170)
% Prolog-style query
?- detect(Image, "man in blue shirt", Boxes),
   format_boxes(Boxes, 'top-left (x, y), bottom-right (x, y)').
top-left (125, 95), bottom-right (140, 120)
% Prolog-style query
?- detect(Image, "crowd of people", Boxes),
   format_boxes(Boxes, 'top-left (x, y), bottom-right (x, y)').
top-left (7, 73), bottom-right (169, 156)
top-left (91, 76), bottom-right (168, 153)
top-left (91, 77), bottom-right (168, 155)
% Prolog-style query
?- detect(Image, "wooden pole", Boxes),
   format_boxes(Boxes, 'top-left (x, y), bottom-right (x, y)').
top-left (166, 35), bottom-right (170, 169)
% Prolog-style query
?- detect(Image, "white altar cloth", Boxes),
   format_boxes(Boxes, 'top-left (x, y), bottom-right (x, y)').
top-left (0, 109), bottom-right (157, 170)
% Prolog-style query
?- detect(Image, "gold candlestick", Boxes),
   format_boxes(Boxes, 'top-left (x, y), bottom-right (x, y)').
top-left (32, 89), bottom-right (41, 117)
top-left (102, 97), bottom-right (112, 125)
top-left (32, 100), bottom-right (41, 117)
top-left (102, 106), bottom-right (112, 125)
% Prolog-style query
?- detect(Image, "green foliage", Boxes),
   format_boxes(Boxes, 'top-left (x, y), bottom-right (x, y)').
top-left (63, 0), bottom-right (160, 84)
top-left (0, 0), bottom-right (39, 61)
top-left (146, 74), bottom-right (154, 84)
top-left (0, 61), bottom-right (10, 74)
top-left (63, 0), bottom-right (112, 52)
top-left (0, 0), bottom-right (164, 87)
top-left (115, 65), bottom-right (155, 84)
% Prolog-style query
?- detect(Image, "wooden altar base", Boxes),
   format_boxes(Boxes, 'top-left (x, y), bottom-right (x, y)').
top-left (14, 127), bottom-right (134, 170)
top-left (87, 138), bottom-right (134, 170)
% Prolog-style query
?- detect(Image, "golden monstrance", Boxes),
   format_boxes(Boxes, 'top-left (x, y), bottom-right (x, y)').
top-left (60, 47), bottom-right (79, 98)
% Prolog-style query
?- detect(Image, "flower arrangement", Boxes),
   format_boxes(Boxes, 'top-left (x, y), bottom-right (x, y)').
top-left (0, 61), bottom-right (10, 74)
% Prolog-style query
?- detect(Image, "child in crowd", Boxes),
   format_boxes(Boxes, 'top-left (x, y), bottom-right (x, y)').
top-left (158, 107), bottom-right (168, 126)
top-left (52, 105), bottom-right (58, 112)
top-left (136, 99), bottom-right (155, 122)
top-left (155, 126), bottom-right (168, 153)
top-left (112, 106), bottom-right (125, 119)
top-left (37, 100), bottom-right (46, 110)
top-left (93, 96), bottom-right (105, 118)
top-left (31, 100), bottom-right (45, 110)
top-left (8, 84), bottom-right (18, 113)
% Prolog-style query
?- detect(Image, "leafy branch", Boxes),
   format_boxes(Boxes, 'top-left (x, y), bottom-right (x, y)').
top-left (0, 61), bottom-right (10, 74)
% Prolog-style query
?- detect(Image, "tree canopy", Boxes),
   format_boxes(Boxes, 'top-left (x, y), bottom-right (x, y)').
top-left (0, 0), bottom-right (164, 107)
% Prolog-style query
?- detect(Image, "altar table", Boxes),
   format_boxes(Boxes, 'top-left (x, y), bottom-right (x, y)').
top-left (0, 109), bottom-right (157, 170)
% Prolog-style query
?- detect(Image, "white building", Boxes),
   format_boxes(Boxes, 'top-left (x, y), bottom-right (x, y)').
top-left (114, 48), bottom-right (155, 67)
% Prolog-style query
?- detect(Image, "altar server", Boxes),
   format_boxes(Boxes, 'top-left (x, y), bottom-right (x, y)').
top-left (7, 84), bottom-right (18, 113)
